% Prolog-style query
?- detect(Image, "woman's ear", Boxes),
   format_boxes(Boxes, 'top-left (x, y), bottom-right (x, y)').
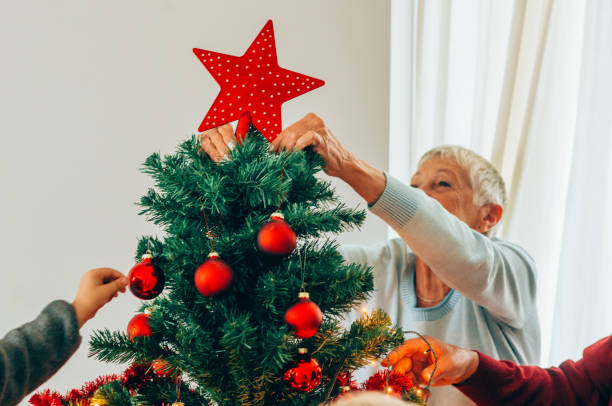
top-left (478, 204), bottom-right (503, 233)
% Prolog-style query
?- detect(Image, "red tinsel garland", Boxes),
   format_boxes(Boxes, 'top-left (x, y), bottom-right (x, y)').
top-left (29, 390), bottom-right (63, 406)
top-left (64, 374), bottom-right (120, 404)
top-left (363, 369), bottom-right (414, 393)
top-left (336, 371), bottom-right (360, 391)
top-left (29, 363), bottom-right (153, 406)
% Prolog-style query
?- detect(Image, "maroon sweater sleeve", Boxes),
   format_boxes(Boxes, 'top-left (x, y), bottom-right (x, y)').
top-left (455, 335), bottom-right (612, 406)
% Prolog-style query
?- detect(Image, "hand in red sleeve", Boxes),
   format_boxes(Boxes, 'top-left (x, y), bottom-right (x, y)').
top-left (382, 335), bottom-right (479, 386)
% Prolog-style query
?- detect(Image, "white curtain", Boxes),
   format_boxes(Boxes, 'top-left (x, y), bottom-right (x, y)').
top-left (547, 0), bottom-right (612, 365)
top-left (389, 0), bottom-right (612, 365)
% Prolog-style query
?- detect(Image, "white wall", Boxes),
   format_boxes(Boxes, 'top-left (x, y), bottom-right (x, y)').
top-left (0, 1), bottom-right (391, 402)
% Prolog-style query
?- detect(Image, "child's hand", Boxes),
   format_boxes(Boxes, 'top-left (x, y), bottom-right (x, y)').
top-left (72, 268), bottom-right (129, 328)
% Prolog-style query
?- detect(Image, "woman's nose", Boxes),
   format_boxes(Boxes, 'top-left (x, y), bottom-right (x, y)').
top-left (419, 184), bottom-right (434, 198)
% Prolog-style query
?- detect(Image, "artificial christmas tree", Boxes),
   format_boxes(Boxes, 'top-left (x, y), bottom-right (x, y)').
top-left (86, 126), bottom-right (404, 405)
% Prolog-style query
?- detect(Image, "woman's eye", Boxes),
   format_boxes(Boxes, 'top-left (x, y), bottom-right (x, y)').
top-left (438, 181), bottom-right (451, 187)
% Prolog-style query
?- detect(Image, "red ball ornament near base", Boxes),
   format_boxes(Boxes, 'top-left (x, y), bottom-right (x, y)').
top-left (284, 292), bottom-right (322, 339)
top-left (257, 212), bottom-right (296, 256)
top-left (283, 348), bottom-right (322, 392)
top-left (128, 252), bottom-right (165, 300)
top-left (152, 359), bottom-right (174, 378)
top-left (194, 252), bottom-right (234, 297)
top-left (127, 313), bottom-right (152, 341)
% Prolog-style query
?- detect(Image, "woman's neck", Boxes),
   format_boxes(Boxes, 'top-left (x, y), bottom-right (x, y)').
top-left (414, 257), bottom-right (451, 308)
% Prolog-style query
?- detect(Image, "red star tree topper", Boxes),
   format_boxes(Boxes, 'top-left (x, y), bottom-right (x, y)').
top-left (193, 20), bottom-right (325, 142)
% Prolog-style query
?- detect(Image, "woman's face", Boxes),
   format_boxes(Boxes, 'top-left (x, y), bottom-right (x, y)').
top-left (410, 157), bottom-right (481, 229)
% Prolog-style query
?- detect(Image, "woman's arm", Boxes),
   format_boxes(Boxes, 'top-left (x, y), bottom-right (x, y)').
top-left (369, 173), bottom-right (536, 327)
top-left (457, 336), bottom-right (611, 406)
top-left (274, 114), bottom-right (536, 327)
top-left (386, 335), bottom-right (612, 406)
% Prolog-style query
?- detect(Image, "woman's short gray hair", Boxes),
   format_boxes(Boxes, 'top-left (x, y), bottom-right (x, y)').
top-left (419, 145), bottom-right (507, 209)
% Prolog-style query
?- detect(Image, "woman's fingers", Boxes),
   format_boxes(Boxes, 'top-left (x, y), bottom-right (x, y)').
top-left (421, 364), bottom-right (439, 386)
top-left (294, 130), bottom-right (324, 151)
top-left (218, 123), bottom-right (237, 150)
top-left (393, 357), bottom-right (413, 375)
top-left (272, 112), bottom-right (321, 152)
top-left (383, 338), bottom-right (428, 366)
top-left (273, 128), bottom-right (297, 152)
top-left (200, 129), bottom-right (225, 162)
top-left (199, 124), bottom-right (237, 162)
top-left (208, 129), bottom-right (232, 160)
top-left (199, 131), bottom-right (220, 161)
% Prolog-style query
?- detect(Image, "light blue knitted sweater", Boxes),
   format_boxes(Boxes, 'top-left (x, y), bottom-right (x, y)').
top-left (340, 174), bottom-right (541, 406)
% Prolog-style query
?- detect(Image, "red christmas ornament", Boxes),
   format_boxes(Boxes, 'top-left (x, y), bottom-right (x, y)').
top-left (193, 20), bottom-right (325, 142)
top-left (152, 359), bottom-right (174, 378)
top-left (128, 252), bottom-right (165, 300)
top-left (284, 292), bottom-right (322, 339)
top-left (194, 252), bottom-right (234, 296)
top-left (257, 212), bottom-right (296, 256)
top-left (283, 348), bottom-right (322, 392)
top-left (127, 313), bottom-right (152, 340)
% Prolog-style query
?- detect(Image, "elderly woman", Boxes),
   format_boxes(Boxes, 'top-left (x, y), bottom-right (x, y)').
top-left (200, 113), bottom-right (540, 406)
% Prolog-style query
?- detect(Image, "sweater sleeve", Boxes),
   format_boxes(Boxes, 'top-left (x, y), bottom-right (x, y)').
top-left (0, 300), bottom-right (81, 406)
top-left (455, 335), bottom-right (612, 405)
top-left (369, 173), bottom-right (537, 327)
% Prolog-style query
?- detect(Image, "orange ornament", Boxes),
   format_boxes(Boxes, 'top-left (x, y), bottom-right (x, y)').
top-left (152, 359), bottom-right (174, 378)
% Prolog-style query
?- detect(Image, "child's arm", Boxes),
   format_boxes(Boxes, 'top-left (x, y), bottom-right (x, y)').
top-left (0, 268), bottom-right (127, 406)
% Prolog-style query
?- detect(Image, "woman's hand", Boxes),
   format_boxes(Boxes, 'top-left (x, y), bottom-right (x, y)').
top-left (270, 113), bottom-right (354, 178)
top-left (199, 123), bottom-right (238, 162)
top-left (198, 113), bottom-right (386, 204)
top-left (271, 113), bottom-right (385, 203)
top-left (72, 268), bottom-right (128, 328)
top-left (382, 336), bottom-right (479, 387)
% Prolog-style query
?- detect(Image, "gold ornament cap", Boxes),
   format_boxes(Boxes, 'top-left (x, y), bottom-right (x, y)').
top-left (208, 251), bottom-right (220, 259)
top-left (172, 403), bottom-right (185, 406)
top-left (270, 211), bottom-right (284, 220)
top-left (297, 347), bottom-right (308, 354)
top-left (142, 251), bottom-right (153, 260)
top-left (298, 291), bottom-right (310, 300)
top-left (144, 307), bottom-right (153, 316)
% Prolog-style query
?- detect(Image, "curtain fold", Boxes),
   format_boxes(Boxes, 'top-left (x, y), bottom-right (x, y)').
top-left (549, 0), bottom-right (612, 365)
top-left (389, 0), bottom-right (610, 366)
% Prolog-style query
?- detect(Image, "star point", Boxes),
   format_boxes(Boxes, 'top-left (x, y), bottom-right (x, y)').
top-left (194, 20), bottom-right (325, 142)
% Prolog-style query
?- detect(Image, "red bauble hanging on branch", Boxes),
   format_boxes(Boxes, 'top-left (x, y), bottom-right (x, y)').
top-left (194, 252), bottom-right (234, 297)
top-left (257, 211), bottom-right (296, 256)
top-left (128, 252), bottom-right (165, 300)
top-left (284, 292), bottom-right (322, 339)
top-left (151, 359), bottom-right (174, 378)
top-left (283, 348), bottom-right (322, 392)
top-left (127, 313), bottom-right (152, 341)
